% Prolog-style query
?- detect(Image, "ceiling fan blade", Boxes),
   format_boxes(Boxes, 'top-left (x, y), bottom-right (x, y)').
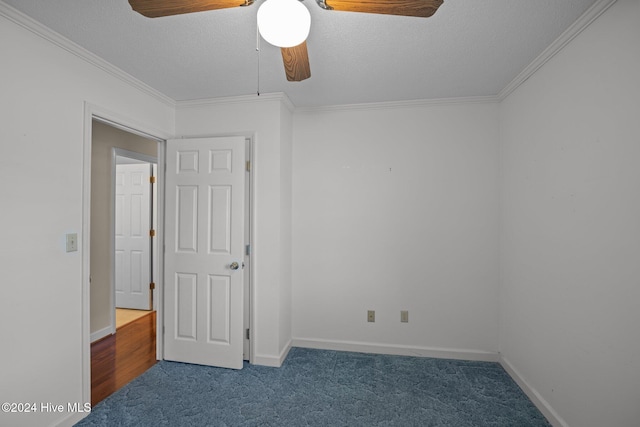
top-left (128, 0), bottom-right (253, 18)
top-left (281, 41), bottom-right (311, 82)
top-left (320, 0), bottom-right (443, 18)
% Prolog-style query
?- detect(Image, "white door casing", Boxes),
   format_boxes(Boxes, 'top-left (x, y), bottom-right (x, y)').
top-left (115, 163), bottom-right (152, 310)
top-left (164, 136), bottom-right (245, 369)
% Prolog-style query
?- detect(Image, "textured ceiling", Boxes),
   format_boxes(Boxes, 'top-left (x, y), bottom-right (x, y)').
top-left (3, 0), bottom-right (598, 107)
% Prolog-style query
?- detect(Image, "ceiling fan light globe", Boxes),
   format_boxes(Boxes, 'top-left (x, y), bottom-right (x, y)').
top-left (257, 0), bottom-right (311, 48)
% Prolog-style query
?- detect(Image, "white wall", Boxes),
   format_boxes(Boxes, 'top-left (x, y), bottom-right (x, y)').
top-left (175, 95), bottom-right (294, 366)
top-left (292, 101), bottom-right (500, 358)
top-left (0, 6), bottom-right (174, 427)
top-left (499, 0), bottom-right (640, 426)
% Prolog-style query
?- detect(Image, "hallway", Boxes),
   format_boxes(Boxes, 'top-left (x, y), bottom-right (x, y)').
top-left (91, 311), bottom-right (156, 406)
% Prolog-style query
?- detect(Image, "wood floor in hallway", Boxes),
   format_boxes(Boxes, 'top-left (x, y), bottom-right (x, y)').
top-left (116, 308), bottom-right (153, 329)
top-left (91, 311), bottom-right (156, 406)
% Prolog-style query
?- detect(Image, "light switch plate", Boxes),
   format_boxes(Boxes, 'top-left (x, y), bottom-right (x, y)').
top-left (401, 310), bottom-right (409, 323)
top-left (66, 233), bottom-right (78, 252)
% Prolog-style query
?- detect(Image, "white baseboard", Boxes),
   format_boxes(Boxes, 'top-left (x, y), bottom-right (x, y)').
top-left (52, 410), bottom-right (88, 427)
top-left (90, 325), bottom-right (115, 343)
top-left (292, 338), bottom-right (499, 362)
top-left (499, 355), bottom-right (568, 427)
top-left (253, 340), bottom-right (292, 367)
top-left (252, 354), bottom-right (280, 367)
top-left (279, 340), bottom-right (292, 365)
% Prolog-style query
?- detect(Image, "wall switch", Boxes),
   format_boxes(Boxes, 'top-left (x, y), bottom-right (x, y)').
top-left (66, 233), bottom-right (78, 252)
top-left (401, 310), bottom-right (409, 323)
top-left (367, 310), bottom-right (375, 323)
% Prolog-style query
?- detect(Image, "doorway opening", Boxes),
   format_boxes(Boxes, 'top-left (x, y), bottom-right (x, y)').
top-left (89, 119), bottom-right (161, 405)
top-left (81, 105), bottom-right (256, 407)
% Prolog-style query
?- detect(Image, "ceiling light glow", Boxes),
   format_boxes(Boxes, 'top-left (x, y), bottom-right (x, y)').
top-left (257, 0), bottom-right (311, 48)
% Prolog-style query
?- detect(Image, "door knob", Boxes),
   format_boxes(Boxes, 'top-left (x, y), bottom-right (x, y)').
top-left (230, 262), bottom-right (240, 270)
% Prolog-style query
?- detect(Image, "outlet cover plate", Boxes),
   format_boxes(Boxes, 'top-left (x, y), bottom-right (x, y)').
top-left (367, 310), bottom-right (375, 323)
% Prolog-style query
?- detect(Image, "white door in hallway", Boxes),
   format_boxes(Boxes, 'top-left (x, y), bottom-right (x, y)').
top-left (164, 136), bottom-right (245, 369)
top-left (115, 163), bottom-right (152, 310)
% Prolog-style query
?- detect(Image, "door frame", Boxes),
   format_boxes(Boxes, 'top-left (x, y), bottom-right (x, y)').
top-left (82, 103), bottom-right (257, 405)
top-left (112, 149), bottom-right (157, 314)
top-left (82, 103), bottom-right (169, 405)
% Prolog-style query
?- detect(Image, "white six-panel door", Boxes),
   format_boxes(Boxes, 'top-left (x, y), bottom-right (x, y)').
top-left (164, 137), bottom-right (245, 369)
top-left (115, 163), bottom-right (152, 310)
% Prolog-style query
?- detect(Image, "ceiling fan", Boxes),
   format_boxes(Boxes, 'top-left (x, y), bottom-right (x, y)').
top-left (128, 0), bottom-right (444, 82)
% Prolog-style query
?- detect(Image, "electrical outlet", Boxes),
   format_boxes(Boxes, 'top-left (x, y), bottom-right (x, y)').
top-left (401, 310), bottom-right (409, 323)
top-left (367, 310), bottom-right (375, 323)
top-left (66, 233), bottom-right (78, 252)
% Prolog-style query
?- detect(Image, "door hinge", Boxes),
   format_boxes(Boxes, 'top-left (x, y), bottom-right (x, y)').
top-left (150, 176), bottom-right (156, 184)
top-left (149, 229), bottom-right (156, 237)
top-left (245, 244), bottom-right (251, 256)
top-left (246, 160), bottom-right (251, 172)
top-left (150, 282), bottom-right (155, 290)
top-left (246, 328), bottom-right (250, 340)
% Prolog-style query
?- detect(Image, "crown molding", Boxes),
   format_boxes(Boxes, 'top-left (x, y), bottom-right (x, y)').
top-left (498, 0), bottom-right (617, 101)
top-left (294, 95), bottom-right (499, 114)
top-left (1, 0), bottom-right (616, 113)
top-left (176, 92), bottom-right (296, 112)
top-left (0, 0), bottom-right (175, 108)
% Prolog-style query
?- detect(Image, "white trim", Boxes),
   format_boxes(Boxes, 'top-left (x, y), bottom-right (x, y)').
top-left (0, 1), bottom-right (175, 108)
top-left (92, 109), bottom-right (171, 142)
top-left (90, 326), bottom-right (114, 344)
top-left (248, 135), bottom-right (257, 366)
top-left (498, 0), bottom-right (617, 100)
top-left (244, 137), bottom-right (256, 365)
top-left (81, 106), bottom-right (93, 414)
top-left (155, 143), bottom-right (166, 360)
top-left (280, 340), bottom-right (293, 365)
top-left (176, 92), bottom-right (295, 112)
top-left (109, 149), bottom-right (117, 336)
top-left (53, 411), bottom-right (88, 427)
top-left (295, 96), bottom-right (499, 114)
top-left (252, 354), bottom-right (282, 368)
top-left (500, 355), bottom-right (568, 427)
top-left (1, 0), bottom-right (614, 112)
top-left (114, 148), bottom-right (159, 165)
top-left (82, 102), bottom-right (170, 410)
top-left (253, 340), bottom-right (292, 367)
top-left (292, 338), bottom-right (499, 362)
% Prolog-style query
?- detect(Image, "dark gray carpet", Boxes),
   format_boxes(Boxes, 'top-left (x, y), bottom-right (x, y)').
top-left (75, 347), bottom-right (550, 426)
